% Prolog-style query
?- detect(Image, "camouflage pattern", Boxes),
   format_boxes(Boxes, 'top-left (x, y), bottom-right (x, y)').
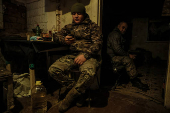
top-left (107, 27), bottom-right (137, 79)
top-left (112, 56), bottom-right (137, 79)
top-left (54, 14), bottom-right (103, 59)
top-left (107, 27), bottom-right (128, 58)
top-left (48, 53), bottom-right (100, 93)
top-left (49, 14), bottom-right (102, 94)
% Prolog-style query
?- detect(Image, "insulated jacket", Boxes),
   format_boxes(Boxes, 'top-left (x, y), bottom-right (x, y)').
top-left (107, 27), bottom-right (128, 58)
top-left (54, 14), bottom-right (103, 59)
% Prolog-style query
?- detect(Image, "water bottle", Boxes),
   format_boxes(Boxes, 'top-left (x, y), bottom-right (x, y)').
top-left (35, 24), bottom-right (40, 36)
top-left (31, 81), bottom-right (47, 113)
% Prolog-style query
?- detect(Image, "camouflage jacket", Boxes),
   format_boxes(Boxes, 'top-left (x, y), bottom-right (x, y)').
top-left (107, 27), bottom-right (128, 58)
top-left (54, 14), bottom-right (103, 59)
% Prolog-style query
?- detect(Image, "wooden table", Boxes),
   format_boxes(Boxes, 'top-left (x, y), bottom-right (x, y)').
top-left (1, 40), bottom-right (69, 90)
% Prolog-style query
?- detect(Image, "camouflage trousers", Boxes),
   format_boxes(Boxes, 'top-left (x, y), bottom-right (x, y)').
top-left (112, 56), bottom-right (137, 79)
top-left (48, 54), bottom-right (100, 93)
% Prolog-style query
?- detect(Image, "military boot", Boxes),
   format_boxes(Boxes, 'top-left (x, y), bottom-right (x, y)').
top-left (59, 87), bottom-right (81, 112)
top-left (131, 77), bottom-right (149, 92)
top-left (76, 92), bottom-right (87, 107)
top-left (58, 81), bottom-right (76, 101)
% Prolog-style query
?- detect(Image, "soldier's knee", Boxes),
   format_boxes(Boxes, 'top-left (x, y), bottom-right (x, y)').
top-left (82, 68), bottom-right (96, 77)
top-left (48, 65), bottom-right (61, 76)
top-left (48, 66), bottom-right (54, 74)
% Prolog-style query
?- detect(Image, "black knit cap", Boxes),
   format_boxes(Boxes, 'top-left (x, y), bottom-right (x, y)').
top-left (71, 3), bottom-right (86, 14)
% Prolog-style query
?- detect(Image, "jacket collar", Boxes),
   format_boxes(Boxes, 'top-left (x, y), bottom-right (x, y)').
top-left (113, 27), bottom-right (121, 33)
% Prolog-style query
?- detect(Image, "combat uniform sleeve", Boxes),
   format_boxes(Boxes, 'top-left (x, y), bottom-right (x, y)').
top-left (82, 23), bottom-right (103, 59)
top-left (53, 25), bottom-right (70, 45)
top-left (108, 32), bottom-right (128, 56)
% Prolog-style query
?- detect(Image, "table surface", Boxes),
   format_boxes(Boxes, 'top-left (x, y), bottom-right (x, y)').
top-left (2, 40), bottom-right (69, 51)
top-left (1, 40), bottom-right (70, 61)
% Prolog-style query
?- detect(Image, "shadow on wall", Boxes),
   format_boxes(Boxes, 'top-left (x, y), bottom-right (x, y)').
top-left (45, 0), bottom-right (91, 15)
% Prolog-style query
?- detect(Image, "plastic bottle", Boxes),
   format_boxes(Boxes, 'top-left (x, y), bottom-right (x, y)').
top-left (31, 81), bottom-right (47, 113)
top-left (35, 24), bottom-right (40, 36)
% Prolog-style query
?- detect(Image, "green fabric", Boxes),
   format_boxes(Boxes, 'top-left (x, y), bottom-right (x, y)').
top-left (71, 3), bottom-right (86, 14)
top-left (29, 64), bottom-right (34, 69)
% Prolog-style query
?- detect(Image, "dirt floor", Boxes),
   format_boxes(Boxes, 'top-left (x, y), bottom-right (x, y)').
top-left (2, 60), bottom-right (170, 113)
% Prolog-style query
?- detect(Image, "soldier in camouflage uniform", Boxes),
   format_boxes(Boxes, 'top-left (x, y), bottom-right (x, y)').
top-left (107, 21), bottom-right (149, 92)
top-left (48, 3), bottom-right (102, 112)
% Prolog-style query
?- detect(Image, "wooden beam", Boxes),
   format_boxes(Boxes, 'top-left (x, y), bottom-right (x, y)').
top-left (164, 41), bottom-right (170, 109)
top-left (29, 68), bottom-right (35, 91)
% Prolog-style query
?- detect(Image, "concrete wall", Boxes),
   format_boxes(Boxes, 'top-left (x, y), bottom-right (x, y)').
top-left (27, 0), bottom-right (47, 33)
top-left (2, 0), bottom-right (27, 34)
top-left (45, 0), bottom-right (57, 33)
top-left (0, 0), bottom-right (3, 29)
top-left (26, 0), bottom-right (60, 33)
top-left (130, 18), bottom-right (169, 60)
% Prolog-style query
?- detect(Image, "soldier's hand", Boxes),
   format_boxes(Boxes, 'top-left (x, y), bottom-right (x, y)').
top-left (65, 36), bottom-right (75, 45)
top-left (74, 55), bottom-right (86, 65)
top-left (129, 54), bottom-right (136, 59)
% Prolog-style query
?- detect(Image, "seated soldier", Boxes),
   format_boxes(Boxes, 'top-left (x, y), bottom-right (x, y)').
top-left (48, 3), bottom-right (102, 112)
top-left (107, 21), bottom-right (149, 91)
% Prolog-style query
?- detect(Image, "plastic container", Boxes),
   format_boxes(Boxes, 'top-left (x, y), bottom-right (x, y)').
top-left (35, 24), bottom-right (40, 36)
top-left (31, 81), bottom-right (47, 113)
